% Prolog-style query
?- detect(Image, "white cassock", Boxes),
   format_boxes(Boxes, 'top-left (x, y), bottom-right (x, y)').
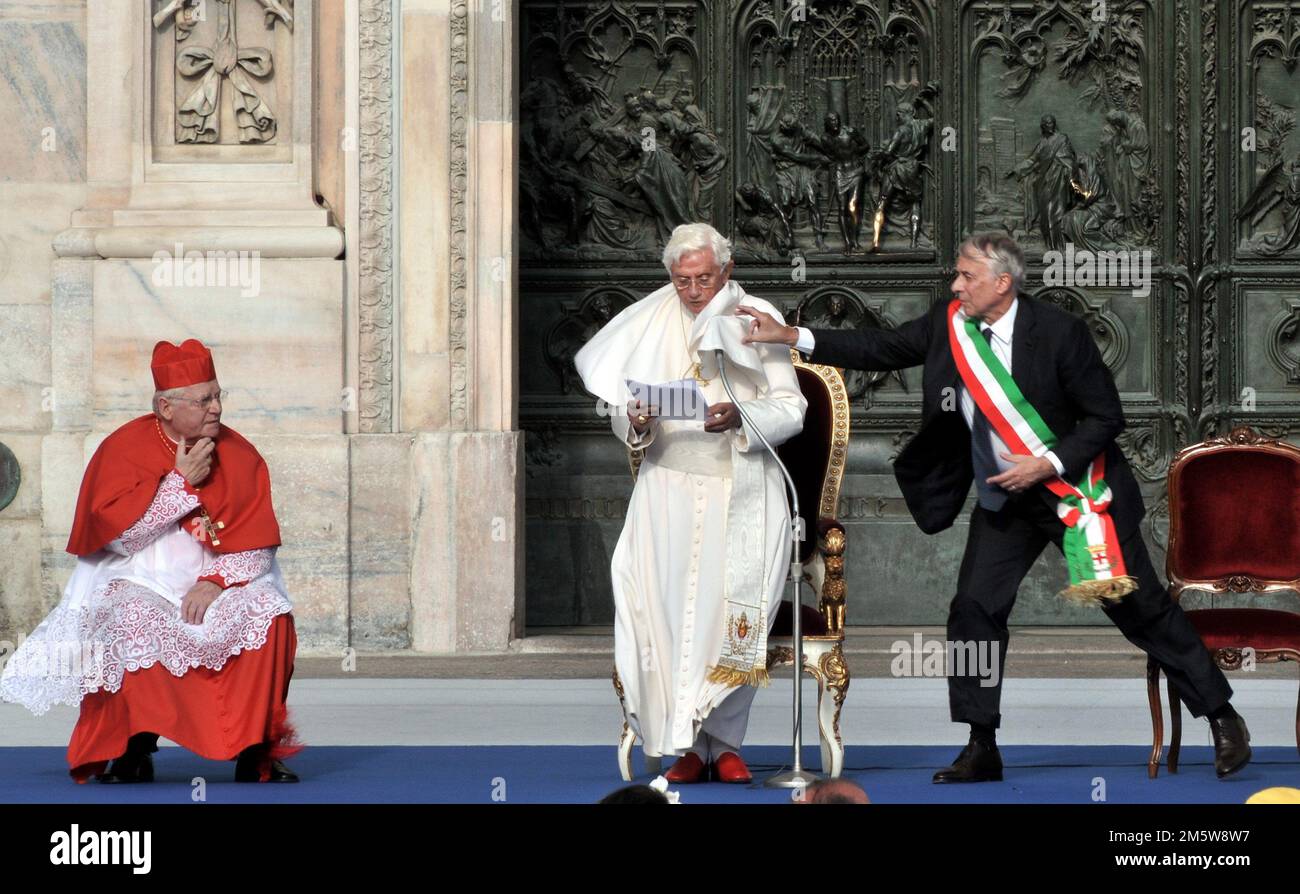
top-left (575, 279), bottom-right (807, 758)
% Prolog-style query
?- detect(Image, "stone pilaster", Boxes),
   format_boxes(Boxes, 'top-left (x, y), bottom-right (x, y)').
top-left (398, 0), bottom-right (522, 651)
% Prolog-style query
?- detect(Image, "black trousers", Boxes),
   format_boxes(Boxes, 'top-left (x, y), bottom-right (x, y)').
top-left (947, 493), bottom-right (1233, 729)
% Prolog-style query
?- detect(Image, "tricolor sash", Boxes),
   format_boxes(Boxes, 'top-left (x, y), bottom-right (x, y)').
top-left (947, 300), bottom-right (1136, 605)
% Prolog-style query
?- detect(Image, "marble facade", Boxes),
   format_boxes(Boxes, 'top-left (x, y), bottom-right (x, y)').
top-left (0, 1), bottom-right (521, 654)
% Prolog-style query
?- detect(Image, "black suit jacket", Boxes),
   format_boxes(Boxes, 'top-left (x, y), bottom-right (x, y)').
top-left (808, 296), bottom-right (1145, 536)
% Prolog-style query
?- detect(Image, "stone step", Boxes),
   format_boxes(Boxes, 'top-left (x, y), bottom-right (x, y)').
top-left (294, 626), bottom-right (1299, 680)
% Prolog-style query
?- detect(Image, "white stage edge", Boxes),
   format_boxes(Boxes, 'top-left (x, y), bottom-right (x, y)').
top-left (2, 677), bottom-right (1297, 749)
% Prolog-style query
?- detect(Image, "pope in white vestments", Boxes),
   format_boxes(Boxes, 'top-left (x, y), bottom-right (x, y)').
top-left (575, 223), bottom-right (807, 783)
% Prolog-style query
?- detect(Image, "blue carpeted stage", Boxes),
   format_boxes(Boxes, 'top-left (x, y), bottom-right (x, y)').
top-left (1, 745), bottom-right (1297, 803)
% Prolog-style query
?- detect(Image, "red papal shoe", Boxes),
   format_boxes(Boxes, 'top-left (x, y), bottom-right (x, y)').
top-left (665, 751), bottom-right (707, 784)
top-left (712, 752), bottom-right (752, 784)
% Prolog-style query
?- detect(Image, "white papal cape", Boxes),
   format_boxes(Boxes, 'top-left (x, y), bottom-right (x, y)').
top-left (575, 279), bottom-right (806, 757)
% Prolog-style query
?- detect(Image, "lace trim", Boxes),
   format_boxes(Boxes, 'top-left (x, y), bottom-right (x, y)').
top-left (0, 578), bottom-right (291, 716)
top-left (116, 470), bottom-right (200, 555)
top-left (200, 548), bottom-right (274, 589)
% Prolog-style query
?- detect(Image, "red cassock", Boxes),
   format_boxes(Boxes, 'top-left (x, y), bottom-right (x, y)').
top-left (60, 414), bottom-right (301, 782)
top-left (67, 615), bottom-right (299, 782)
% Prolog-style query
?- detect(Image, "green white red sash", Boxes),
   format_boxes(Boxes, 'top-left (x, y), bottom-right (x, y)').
top-left (947, 299), bottom-right (1136, 605)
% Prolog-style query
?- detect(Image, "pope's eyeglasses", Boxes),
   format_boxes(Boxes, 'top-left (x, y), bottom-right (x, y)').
top-left (672, 273), bottom-right (717, 291)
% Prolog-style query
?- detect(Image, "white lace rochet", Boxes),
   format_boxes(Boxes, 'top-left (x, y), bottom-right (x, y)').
top-left (0, 471), bottom-right (292, 715)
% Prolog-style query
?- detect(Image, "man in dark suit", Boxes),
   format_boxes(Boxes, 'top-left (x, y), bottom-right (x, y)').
top-left (736, 232), bottom-right (1251, 782)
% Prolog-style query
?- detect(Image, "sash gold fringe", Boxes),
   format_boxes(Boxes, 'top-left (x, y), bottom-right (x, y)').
top-left (706, 665), bottom-right (770, 688)
top-left (1058, 575), bottom-right (1138, 606)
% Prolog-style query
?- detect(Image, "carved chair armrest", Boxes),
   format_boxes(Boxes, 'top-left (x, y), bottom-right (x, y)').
top-left (816, 518), bottom-right (846, 636)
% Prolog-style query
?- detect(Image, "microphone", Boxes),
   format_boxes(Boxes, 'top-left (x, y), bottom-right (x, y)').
top-left (713, 348), bottom-right (820, 789)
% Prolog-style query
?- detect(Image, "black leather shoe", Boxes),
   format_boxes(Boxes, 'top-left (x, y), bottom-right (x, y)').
top-left (235, 747), bottom-right (300, 783)
top-left (1210, 713), bottom-right (1251, 779)
top-left (932, 739), bottom-right (1003, 783)
top-left (97, 734), bottom-right (158, 784)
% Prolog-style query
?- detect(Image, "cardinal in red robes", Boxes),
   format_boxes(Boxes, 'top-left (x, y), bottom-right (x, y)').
top-left (0, 339), bottom-right (302, 783)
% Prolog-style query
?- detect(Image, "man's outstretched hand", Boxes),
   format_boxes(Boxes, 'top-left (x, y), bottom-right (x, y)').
top-left (736, 306), bottom-right (799, 346)
top-left (181, 580), bottom-right (222, 625)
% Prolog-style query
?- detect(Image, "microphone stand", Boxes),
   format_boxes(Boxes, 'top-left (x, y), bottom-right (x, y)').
top-left (714, 349), bottom-right (821, 790)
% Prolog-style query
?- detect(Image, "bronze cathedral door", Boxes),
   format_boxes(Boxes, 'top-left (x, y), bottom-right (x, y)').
top-left (518, 1), bottom-right (1300, 627)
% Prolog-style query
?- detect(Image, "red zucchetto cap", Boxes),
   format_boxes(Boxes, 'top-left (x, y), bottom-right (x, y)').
top-left (151, 339), bottom-right (217, 390)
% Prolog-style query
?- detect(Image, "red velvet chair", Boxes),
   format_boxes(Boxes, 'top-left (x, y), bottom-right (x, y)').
top-left (1147, 426), bottom-right (1300, 778)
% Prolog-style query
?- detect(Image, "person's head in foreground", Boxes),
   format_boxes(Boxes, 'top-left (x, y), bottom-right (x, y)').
top-left (800, 779), bottom-right (870, 804)
top-left (1246, 787), bottom-right (1300, 804)
top-left (599, 784), bottom-right (671, 805)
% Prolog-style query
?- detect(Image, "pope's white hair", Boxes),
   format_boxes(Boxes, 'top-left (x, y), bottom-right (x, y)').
top-left (662, 222), bottom-right (732, 273)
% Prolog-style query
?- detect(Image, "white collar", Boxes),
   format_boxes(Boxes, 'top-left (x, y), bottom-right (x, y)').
top-left (981, 298), bottom-right (1019, 346)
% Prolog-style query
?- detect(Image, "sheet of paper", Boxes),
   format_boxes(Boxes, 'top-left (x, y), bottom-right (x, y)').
top-left (625, 377), bottom-right (708, 421)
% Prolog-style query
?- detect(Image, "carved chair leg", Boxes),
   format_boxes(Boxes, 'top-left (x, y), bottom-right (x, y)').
top-left (811, 660), bottom-right (840, 779)
top-left (1146, 656), bottom-right (1164, 780)
top-left (1167, 679), bottom-right (1182, 775)
top-left (618, 725), bottom-right (636, 782)
top-left (613, 667), bottom-right (636, 781)
top-left (813, 660), bottom-right (831, 778)
top-left (832, 661), bottom-right (848, 779)
top-left (814, 644), bottom-right (848, 778)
